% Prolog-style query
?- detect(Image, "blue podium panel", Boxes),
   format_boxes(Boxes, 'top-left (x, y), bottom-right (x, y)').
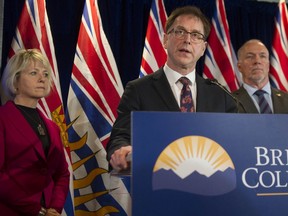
top-left (131, 112), bottom-right (288, 216)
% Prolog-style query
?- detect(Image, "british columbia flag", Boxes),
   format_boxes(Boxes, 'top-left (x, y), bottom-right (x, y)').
top-left (5, 1), bottom-right (74, 215)
top-left (269, 0), bottom-right (288, 92)
top-left (203, 0), bottom-right (240, 92)
top-left (139, 0), bottom-right (167, 77)
top-left (65, 0), bottom-right (130, 215)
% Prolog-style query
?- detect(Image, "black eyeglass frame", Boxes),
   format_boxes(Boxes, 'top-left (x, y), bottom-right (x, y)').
top-left (167, 28), bottom-right (206, 43)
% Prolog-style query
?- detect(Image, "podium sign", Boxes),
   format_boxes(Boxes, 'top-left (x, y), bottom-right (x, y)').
top-left (132, 112), bottom-right (288, 216)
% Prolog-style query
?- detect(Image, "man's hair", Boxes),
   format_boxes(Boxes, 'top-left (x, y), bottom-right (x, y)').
top-left (165, 5), bottom-right (211, 40)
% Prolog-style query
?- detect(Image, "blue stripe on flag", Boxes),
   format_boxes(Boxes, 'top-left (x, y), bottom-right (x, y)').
top-left (151, 1), bottom-right (160, 30)
top-left (70, 79), bottom-right (112, 139)
top-left (63, 190), bottom-right (74, 216)
top-left (214, 11), bottom-right (224, 44)
top-left (27, 0), bottom-right (36, 23)
top-left (83, 3), bottom-right (92, 35)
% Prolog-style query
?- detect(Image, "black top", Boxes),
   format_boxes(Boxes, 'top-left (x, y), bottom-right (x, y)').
top-left (16, 104), bottom-right (50, 156)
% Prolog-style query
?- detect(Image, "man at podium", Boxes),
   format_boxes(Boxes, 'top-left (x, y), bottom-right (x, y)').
top-left (106, 5), bottom-right (237, 172)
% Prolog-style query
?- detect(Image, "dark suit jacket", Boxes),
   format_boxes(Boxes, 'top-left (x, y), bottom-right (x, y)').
top-left (106, 68), bottom-right (237, 160)
top-left (232, 86), bottom-right (288, 113)
top-left (0, 101), bottom-right (70, 216)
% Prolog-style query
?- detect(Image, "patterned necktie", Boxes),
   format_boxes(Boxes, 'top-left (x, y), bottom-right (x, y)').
top-left (254, 90), bottom-right (272, 114)
top-left (179, 77), bottom-right (194, 112)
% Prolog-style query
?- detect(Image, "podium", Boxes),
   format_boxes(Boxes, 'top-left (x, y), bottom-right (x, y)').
top-left (131, 112), bottom-right (288, 216)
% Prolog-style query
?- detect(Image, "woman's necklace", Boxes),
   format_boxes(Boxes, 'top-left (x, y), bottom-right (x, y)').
top-left (17, 105), bottom-right (46, 136)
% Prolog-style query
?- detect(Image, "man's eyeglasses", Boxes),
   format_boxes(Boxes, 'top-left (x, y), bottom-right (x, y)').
top-left (168, 28), bottom-right (206, 43)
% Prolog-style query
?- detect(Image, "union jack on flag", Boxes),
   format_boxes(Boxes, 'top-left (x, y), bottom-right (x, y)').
top-left (66, 0), bottom-right (130, 215)
top-left (6, 1), bottom-right (74, 215)
top-left (139, 0), bottom-right (167, 77)
top-left (269, 0), bottom-right (288, 92)
top-left (203, 0), bottom-right (240, 92)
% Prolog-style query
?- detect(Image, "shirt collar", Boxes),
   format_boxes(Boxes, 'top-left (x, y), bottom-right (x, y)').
top-left (163, 64), bottom-right (196, 86)
top-left (243, 82), bottom-right (271, 97)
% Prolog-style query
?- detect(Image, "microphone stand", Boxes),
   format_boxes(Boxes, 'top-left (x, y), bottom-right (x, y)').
top-left (206, 78), bottom-right (240, 113)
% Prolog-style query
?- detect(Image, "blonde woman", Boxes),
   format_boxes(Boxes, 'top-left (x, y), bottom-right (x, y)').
top-left (0, 49), bottom-right (69, 216)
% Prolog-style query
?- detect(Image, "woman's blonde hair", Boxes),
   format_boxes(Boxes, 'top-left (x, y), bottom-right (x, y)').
top-left (1, 48), bottom-right (53, 101)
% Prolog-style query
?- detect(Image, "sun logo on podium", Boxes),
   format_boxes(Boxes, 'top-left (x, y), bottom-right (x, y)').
top-left (152, 136), bottom-right (236, 196)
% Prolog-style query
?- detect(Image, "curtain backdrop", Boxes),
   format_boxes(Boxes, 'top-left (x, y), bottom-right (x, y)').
top-left (1, 0), bottom-right (279, 108)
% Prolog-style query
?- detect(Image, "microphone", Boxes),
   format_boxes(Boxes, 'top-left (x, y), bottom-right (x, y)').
top-left (205, 78), bottom-right (240, 112)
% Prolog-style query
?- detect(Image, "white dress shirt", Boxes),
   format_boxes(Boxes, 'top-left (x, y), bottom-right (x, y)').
top-left (163, 64), bottom-right (197, 110)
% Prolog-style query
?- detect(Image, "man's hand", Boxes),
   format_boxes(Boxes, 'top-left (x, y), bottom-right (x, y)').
top-left (110, 146), bottom-right (132, 171)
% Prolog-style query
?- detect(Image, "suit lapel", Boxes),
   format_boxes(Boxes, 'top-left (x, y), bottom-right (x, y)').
top-left (272, 88), bottom-right (286, 113)
top-left (195, 74), bottom-right (208, 111)
top-left (6, 102), bottom-right (47, 160)
top-left (152, 69), bottom-right (180, 111)
top-left (234, 87), bottom-right (259, 113)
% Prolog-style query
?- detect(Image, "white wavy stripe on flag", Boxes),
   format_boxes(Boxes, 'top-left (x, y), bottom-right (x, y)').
top-left (66, 88), bottom-right (131, 213)
top-left (84, 2), bottom-right (123, 95)
top-left (204, 46), bottom-right (229, 88)
top-left (270, 48), bottom-right (288, 91)
top-left (73, 48), bottom-right (116, 124)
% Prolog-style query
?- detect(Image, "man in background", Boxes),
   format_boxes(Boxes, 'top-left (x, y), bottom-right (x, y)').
top-left (233, 39), bottom-right (288, 113)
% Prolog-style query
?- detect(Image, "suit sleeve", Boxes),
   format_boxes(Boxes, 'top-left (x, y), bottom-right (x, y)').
top-left (106, 81), bottom-right (139, 161)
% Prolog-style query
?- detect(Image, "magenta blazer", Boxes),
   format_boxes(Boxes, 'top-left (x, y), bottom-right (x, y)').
top-left (0, 101), bottom-right (70, 216)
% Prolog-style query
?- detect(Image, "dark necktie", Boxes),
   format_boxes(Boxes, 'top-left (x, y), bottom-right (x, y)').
top-left (179, 77), bottom-right (194, 112)
top-left (254, 90), bottom-right (272, 114)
